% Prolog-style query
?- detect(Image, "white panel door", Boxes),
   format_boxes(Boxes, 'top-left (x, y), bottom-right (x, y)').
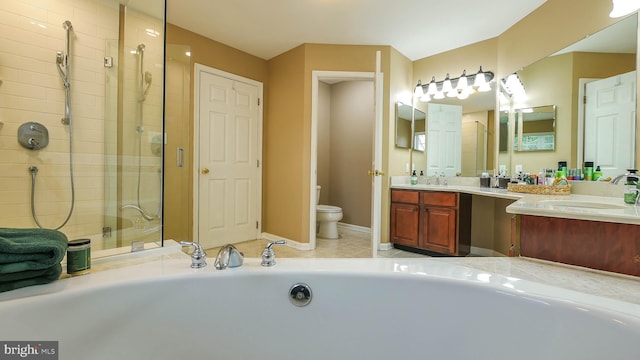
top-left (427, 103), bottom-right (462, 177)
top-left (585, 71), bottom-right (636, 178)
top-left (198, 70), bottom-right (260, 249)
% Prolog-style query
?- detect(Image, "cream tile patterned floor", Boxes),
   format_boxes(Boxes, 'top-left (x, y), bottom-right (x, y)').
top-left (205, 227), bottom-right (429, 259)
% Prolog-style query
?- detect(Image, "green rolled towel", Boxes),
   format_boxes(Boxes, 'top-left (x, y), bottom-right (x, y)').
top-left (0, 228), bottom-right (68, 274)
top-left (0, 263), bottom-right (62, 293)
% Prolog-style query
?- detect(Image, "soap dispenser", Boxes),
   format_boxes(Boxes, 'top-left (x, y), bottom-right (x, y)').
top-left (411, 170), bottom-right (417, 185)
top-left (624, 169), bottom-right (639, 204)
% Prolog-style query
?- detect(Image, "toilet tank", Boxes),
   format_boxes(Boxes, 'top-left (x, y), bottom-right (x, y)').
top-left (316, 185), bottom-right (321, 205)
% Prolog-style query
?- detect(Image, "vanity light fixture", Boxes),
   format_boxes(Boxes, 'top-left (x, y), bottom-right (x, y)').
top-left (414, 67), bottom-right (494, 102)
top-left (610, 0), bottom-right (640, 18)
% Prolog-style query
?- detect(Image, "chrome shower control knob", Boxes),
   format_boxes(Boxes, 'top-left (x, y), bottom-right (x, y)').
top-left (289, 283), bottom-right (312, 307)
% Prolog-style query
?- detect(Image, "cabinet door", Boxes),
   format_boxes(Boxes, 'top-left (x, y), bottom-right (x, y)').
top-left (420, 206), bottom-right (456, 255)
top-left (390, 203), bottom-right (420, 247)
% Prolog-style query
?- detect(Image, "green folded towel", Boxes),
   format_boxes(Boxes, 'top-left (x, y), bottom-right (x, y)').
top-left (0, 263), bottom-right (62, 293)
top-left (0, 228), bottom-right (68, 274)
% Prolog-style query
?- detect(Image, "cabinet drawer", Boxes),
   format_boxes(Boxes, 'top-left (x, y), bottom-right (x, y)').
top-left (420, 191), bottom-right (457, 207)
top-left (391, 190), bottom-right (419, 204)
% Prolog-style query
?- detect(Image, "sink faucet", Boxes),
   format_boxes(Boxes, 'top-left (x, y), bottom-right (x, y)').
top-left (214, 244), bottom-right (244, 270)
top-left (180, 241), bottom-right (207, 268)
top-left (610, 172), bottom-right (630, 184)
top-left (440, 172), bottom-right (447, 186)
top-left (261, 240), bottom-right (287, 267)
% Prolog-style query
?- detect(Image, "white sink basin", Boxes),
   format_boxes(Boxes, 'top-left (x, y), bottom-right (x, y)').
top-left (538, 200), bottom-right (627, 213)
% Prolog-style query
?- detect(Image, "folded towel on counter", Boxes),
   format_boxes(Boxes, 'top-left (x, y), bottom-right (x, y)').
top-left (0, 263), bottom-right (62, 293)
top-left (0, 228), bottom-right (68, 274)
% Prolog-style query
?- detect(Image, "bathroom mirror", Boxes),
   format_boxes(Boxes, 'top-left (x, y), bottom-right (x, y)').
top-left (413, 87), bottom-right (494, 177)
top-left (395, 103), bottom-right (425, 150)
top-left (514, 105), bottom-right (556, 152)
top-left (498, 14), bottom-right (637, 174)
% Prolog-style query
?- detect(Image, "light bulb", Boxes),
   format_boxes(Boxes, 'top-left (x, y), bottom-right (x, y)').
top-left (478, 82), bottom-right (491, 92)
top-left (473, 67), bottom-right (487, 87)
top-left (610, 0), bottom-right (640, 17)
top-left (456, 70), bottom-right (468, 90)
top-left (433, 91), bottom-right (445, 100)
top-left (414, 80), bottom-right (424, 97)
top-left (442, 74), bottom-right (452, 93)
top-left (419, 93), bottom-right (431, 102)
top-left (446, 88), bottom-right (458, 98)
top-left (427, 77), bottom-right (438, 95)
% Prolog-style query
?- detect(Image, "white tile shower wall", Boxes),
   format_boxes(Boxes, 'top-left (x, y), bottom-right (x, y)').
top-left (0, 0), bottom-right (129, 243)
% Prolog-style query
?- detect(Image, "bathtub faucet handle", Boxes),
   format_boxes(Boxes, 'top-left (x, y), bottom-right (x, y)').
top-left (261, 240), bottom-right (287, 267)
top-left (180, 241), bottom-right (207, 269)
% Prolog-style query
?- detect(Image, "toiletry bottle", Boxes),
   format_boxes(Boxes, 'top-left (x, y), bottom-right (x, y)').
top-left (419, 170), bottom-right (424, 184)
top-left (411, 170), bottom-right (417, 185)
top-left (584, 161), bottom-right (594, 181)
top-left (624, 169), bottom-right (639, 204)
top-left (593, 166), bottom-right (602, 181)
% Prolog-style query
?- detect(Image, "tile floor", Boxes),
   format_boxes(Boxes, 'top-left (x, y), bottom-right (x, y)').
top-left (205, 227), bottom-right (429, 259)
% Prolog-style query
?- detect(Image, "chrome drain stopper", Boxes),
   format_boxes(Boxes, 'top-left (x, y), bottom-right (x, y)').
top-left (289, 283), bottom-right (312, 307)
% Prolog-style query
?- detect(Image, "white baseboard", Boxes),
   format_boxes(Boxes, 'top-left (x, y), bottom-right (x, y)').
top-left (378, 242), bottom-right (393, 251)
top-left (337, 222), bottom-right (371, 234)
top-left (261, 232), bottom-right (313, 250)
top-left (470, 246), bottom-right (505, 257)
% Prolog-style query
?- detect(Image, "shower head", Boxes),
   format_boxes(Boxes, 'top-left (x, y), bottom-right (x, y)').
top-left (137, 44), bottom-right (145, 53)
top-left (62, 20), bottom-right (73, 31)
top-left (144, 71), bottom-right (152, 85)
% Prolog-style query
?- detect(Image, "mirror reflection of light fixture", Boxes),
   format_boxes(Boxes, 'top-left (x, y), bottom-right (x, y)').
top-left (610, 0), bottom-right (640, 17)
top-left (501, 73), bottom-right (527, 101)
top-left (414, 67), bottom-right (494, 102)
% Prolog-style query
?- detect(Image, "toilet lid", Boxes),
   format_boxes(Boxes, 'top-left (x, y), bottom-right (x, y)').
top-left (317, 205), bottom-right (342, 213)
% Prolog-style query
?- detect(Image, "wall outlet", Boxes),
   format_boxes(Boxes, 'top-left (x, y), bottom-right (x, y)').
top-left (515, 164), bottom-right (523, 173)
top-left (405, 163), bottom-right (410, 173)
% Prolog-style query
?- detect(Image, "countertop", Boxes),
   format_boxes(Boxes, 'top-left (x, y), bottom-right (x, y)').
top-left (390, 177), bottom-right (640, 225)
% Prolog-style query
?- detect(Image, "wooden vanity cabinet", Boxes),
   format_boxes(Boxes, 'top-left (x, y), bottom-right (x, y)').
top-left (390, 190), bottom-right (420, 247)
top-left (390, 189), bottom-right (471, 256)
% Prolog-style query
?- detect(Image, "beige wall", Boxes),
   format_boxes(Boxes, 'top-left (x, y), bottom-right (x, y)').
top-left (328, 81), bottom-right (373, 227)
top-left (165, 24), bottom-right (268, 242)
top-left (264, 44), bottom-right (393, 244)
top-left (317, 82), bottom-right (331, 205)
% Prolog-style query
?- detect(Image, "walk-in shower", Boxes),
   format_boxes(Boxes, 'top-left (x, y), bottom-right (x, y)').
top-left (29, 20), bottom-right (76, 230)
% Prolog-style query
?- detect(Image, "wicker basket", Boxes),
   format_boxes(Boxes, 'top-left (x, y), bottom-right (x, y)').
top-left (507, 183), bottom-right (571, 195)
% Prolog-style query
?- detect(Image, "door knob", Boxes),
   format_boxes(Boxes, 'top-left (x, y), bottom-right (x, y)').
top-left (201, 168), bottom-right (210, 174)
top-left (368, 170), bottom-right (385, 176)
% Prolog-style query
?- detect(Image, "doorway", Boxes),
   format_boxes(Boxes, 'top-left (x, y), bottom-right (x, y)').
top-left (310, 70), bottom-right (382, 254)
top-left (194, 64), bottom-right (263, 249)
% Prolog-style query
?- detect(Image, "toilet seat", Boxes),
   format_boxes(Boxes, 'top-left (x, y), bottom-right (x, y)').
top-left (317, 205), bottom-right (341, 213)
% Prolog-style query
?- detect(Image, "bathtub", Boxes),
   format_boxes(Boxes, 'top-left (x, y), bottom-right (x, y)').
top-left (0, 254), bottom-right (639, 360)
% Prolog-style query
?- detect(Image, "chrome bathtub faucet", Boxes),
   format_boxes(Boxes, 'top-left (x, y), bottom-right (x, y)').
top-left (214, 244), bottom-right (244, 270)
top-left (180, 241), bottom-right (207, 269)
top-left (261, 240), bottom-right (287, 267)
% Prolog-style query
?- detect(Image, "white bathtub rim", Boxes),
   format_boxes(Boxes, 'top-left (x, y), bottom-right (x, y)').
top-left (1, 253), bottom-right (639, 323)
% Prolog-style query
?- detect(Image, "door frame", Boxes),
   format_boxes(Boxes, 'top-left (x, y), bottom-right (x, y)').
top-left (193, 63), bottom-right (264, 244)
top-left (310, 70), bottom-right (382, 253)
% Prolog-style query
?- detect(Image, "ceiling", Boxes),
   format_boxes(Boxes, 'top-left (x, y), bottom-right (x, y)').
top-left (166, 0), bottom-right (548, 61)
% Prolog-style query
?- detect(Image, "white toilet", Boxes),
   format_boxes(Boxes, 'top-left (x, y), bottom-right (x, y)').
top-left (316, 185), bottom-right (343, 239)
